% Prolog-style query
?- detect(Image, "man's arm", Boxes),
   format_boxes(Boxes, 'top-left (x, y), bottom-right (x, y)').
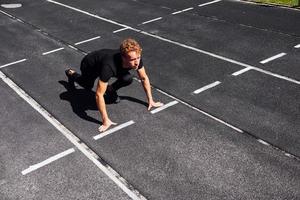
top-left (137, 67), bottom-right (163, 110)
top-left (96, 80), bottom-right (116, 132)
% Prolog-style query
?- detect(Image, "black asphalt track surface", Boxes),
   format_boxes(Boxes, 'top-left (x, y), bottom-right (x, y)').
top-left (1, 0), bottom-right (300, 199)
top-left (0, 80), bottom-right (131, 200)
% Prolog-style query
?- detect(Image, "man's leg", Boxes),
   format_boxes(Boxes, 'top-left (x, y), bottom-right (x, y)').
top-left (66, 57), bottom-right (97, 90)
top-left (111, 72), bottom-right (133, 92)
top-left (107, 72), bottom-right (133, 103)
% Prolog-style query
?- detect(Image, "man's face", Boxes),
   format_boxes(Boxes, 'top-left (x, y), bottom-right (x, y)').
top-left (122, 51), bottom-right (141, 70)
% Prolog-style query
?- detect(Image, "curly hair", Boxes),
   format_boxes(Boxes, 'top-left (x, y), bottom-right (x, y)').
top-left (120, 38), bottom-right (142, 56)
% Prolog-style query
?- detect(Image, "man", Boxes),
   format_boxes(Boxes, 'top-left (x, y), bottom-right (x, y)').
top-left (65, 38), bottom-right (163, 132)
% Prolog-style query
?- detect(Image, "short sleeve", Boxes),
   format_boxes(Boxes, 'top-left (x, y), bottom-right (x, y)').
top-left (99, 65), bottom-right (113, 82)
top-left (138, 58), bottom-right (144, 69)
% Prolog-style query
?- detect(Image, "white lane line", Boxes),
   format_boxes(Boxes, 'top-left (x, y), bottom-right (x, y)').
top-left (74, 36), bottom-right (101, 45)
top-left (47, 0), bottom-right (300, 85)
top-left (172, 7), bottom-right (194, 15)
top-left (232, 67), bottom-right (253, 76)
top-left (259, 53), bottom-right (286, 64)
top-left (113, 27), bottom-right (129, 33)
top-left (156, 88), bottom-right (244, 133)
top-left (0, 59), bottom-right (27, 69)
top-left (150, 100), bottom-right (178, 114)
top-left (47, 0), bottom-right (131, 29)
top-left (294, 44), bottom-right (300, 48)
top-left (0, 9), bottom-right (14, 18)
top-left (141, 17), bottom-right (162, 25)
top-left (93, 120), bottom-right (135, 140)
top-left (42, 47), bottom-right (64, 55)
top-left (193, 81), bottom-right (221, 94)
top-left (198, 0), bottom-right (222, 7)
top-left (22, 148), bottom-right (75, 175)
top-left (0, 71), bottom-right (146, 200)
top-left (257, 139), bottom-right (270, 146)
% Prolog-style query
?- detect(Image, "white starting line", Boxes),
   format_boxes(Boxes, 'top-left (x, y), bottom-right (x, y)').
top-left (42, 47), bottom-right (64, 55)
top-left (0, 59), bottom-right (27, 69)
top-left (113, 27), bottom-right (130, 33)
top-left (259, 52), bottom-right (287, 64)
top-left (198, 0), bottom-right (222, 7)
top-left (150, 100), bottom-right (178, 114)
top-left (172, 7), bottom-right (194, 15)
top-left (22, 148), bottom-right (75, 175)
top-left (193, 81), bottom-right (221, 94)
top-left (74, 36), bottom-right (101, 45)
top-left (141, 17), bottom-right (162, 25)
top-left (294, 44), bottom-right (300, 48)
top-left (94, 120), bottom-right (135, 140)
top-left (232, 67), bottom-right (253, 76)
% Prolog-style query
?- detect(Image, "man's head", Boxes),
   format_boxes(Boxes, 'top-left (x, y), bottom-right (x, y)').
top-left (120, 38), bottom-right (142, 70)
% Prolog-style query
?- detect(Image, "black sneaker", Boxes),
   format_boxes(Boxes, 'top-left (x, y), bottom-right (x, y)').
top-left (65, 69), bottom-right (75, 88)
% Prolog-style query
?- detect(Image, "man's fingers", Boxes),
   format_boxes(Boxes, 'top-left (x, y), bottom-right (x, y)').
top-left (148, 105), bottom-right (152, 111)
top-left (98, 125), bottom-right (108, 132)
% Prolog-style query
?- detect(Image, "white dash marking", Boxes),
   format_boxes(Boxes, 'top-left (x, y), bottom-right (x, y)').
top-left (42, 47), bottom-right (64, 55)
top-left (193, 81), bottom-right (221, 94)
top-left (94, 120), bottom-right (135, 140)
top-left (260, 53), bottom-right (286, 64)
top-left (151, 100), bottom-right (178, 114)
top-left (113, 27), bottom-right (129, 33)
top-left (74, 36), bottom-right (101, 45)
top-left (22, 148), bottom-right (75, 175)
top-left (257, 139), bottom-right (270, 146)
top-left (172, 7), bottom-right (194, 15)
top-left (232, 67), bottom-right (253, 76)
top-left (294, 44), bottom-right (300, 48)
top-left (198, 0), bottom-right (222, 7)
top-left (141, 17), bottom-right (162, 25)
top-left (0, 59), bottom-right (27, 69)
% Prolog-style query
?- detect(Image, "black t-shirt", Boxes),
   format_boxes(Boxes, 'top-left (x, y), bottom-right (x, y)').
top-left (84, 49), bottom-right (143, 82)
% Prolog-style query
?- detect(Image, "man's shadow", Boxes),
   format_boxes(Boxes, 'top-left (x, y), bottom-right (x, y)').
top-left (59, 81), bottom-right (148, 125)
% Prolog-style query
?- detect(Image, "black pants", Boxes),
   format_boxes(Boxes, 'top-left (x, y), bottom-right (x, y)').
top-left (74, 57), bottom-right (133, 91)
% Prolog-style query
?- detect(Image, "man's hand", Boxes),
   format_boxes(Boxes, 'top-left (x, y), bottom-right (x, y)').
top-left (148, 100), bottom-right (164, 111)
top-left (98, 119), bottom-right (117, 132)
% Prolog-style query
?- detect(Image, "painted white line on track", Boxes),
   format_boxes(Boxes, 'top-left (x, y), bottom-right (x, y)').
top-left (42, 47), bottom-right (64, 55)
top-left (0, 9), bottom-right (14, 17)
top-left (198, 0), bottom-right (222, 7)
top-left (68, 45), bottom-right (78, 51)
top-left (232, 67), bottom-right (253, 76)
top-left (74, 36), bottom-right (101, 45)
top-left (193, 81), bottom-right (221, 94)
top-left (294, 44), bottom-right (300, 48)
top-left (257, 139), bottom-right (270, 146)
top-left (113, 27), bottom-right (130, 33)
top-left (141, 17), bottom-right (162, 25)
top-left (0, 59), bottom-right (27, 69)
top-left (47, 0), bottom-right (300, 85)
top-left (47, 0), bottom-right (131, 29)
top-left (151, 100), bottom-right (178, 114)
top-left (156, 88), bottom-right (244, 133)
top-left (260, 53), bottom-right (286, 64)
top-left (172, 7), bottom-right (194, 15)
top-left (0, 71), bottom-right (146, 200)
top-left (22, 148), bottom-right (75, 175)
top-left (94, 120), bottom-right (135, 140)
